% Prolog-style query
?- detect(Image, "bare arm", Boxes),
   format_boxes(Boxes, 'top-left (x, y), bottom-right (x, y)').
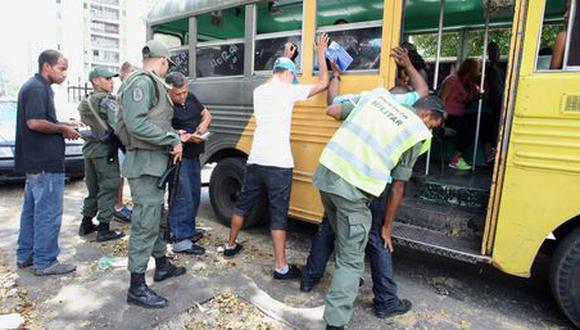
top-left (326, 104), bottom-right (343, 121)
top-left (326, 62), bottom-right (341, 105)
top-left (27, 119), bottom-right (80, 139)
top-left (391, 47), bottom-right (428, 98)
top-left (550, 31), bottom-right (567, 70)
top-left (381, 180), bottom-right (406, 252)
top-left (196, 108), bottom-right (212, 134)
top-left (308, 34), bottom-right (330, 98)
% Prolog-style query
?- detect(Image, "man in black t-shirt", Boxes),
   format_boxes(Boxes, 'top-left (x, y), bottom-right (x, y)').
top-left (15, 50), bottom-right (81, 276)
top-left (165, 72), bottom-right (212, 254)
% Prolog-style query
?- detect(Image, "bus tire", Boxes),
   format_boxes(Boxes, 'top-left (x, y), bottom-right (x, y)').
top-left (209, 157), bottom-right (267, 229)
top-left (550, 226), bottom-right (580, 328)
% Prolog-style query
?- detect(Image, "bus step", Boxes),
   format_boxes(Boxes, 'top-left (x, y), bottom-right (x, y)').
top-left (392, 222), bottom-right (491, 264)
top-left (397, 197), bottom-right (485, 241)
top-left (410, 166), bottom-right (492, 210)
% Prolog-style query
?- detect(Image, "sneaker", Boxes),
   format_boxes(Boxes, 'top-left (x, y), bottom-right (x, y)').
top-left (96, 229), bottom-right (125, 242)
top-left (34, 262), bottom-right (76, 276)
top-left (191, 231), bottom-right (204, 244)
top-left (375, 299), bottom-right (413, 319)
top-left (449, 157), bottom-right (471, 171)
top-left (114, 206), bottom-right (132, 223)
top-left (173, 240), bottom-right (205, 255)
top-left (273, 264), bottom-right (301, 280)
top-left (223, 243), bottom-right (243, 257)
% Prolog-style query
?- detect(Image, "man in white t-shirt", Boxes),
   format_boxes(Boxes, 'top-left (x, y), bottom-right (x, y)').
top-left (224, 34), bottom-right (331, 280)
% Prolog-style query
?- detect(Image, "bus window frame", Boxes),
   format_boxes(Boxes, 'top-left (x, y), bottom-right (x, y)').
top-left (534, 0), bottom-right (580, 73)
top-left (194, 5), bottom-right (247, 81)
top-left (253, 1), bottom-right (305, 76)
top-left (314, 19), bottom-right (383, 75)
top-left (253, 30), bottom-right (303, 75)
top-left (153, 31), bottom-right (185, 47)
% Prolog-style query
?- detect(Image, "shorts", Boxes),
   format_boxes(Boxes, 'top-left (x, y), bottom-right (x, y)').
top-left (233, 164), bottom-right (293, 230)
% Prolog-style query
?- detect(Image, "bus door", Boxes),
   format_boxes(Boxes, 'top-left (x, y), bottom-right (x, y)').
top-left (489, 0), bottom-right (580, 276)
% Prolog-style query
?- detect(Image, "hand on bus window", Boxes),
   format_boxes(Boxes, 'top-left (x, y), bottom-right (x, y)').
top-left (316, 33), bottom-right (330, 58)
top-left (390, 47), bottom-right (412, 69)
top-left (284, 42), bottom-right (297, 60)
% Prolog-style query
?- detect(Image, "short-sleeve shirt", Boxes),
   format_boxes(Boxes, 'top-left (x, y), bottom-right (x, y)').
top-left (247, 78), bottom-right (313, 168)
top-left (171, 93), bottom-right (206, 159)
top-left (313, 90), bottom-right (424, 201)
top-left (15, 74), bottom-right (65, 174)
top-left (440, 75), bottom-right (475, 116)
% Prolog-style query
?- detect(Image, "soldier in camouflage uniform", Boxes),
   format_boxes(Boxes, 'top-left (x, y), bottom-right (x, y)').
top-left (77, 67), bottom-right (125, 242)
top-left (117, 40), bottom-right (185, 309)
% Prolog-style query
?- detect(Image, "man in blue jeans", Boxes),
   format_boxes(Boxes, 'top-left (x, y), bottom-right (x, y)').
top-left (15, 50), bottom-right (81, 276)
top-left (301, 53), bottom-right (442, 322)
top-left (165, 72), bottom-right (211, 255)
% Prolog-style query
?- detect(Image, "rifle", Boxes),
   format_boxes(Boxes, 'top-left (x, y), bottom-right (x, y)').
top-left (157, 160), bottom-right (181, 242)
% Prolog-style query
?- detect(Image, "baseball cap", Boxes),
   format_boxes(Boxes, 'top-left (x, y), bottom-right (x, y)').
top-left (142, 40), bottom-right (176, 65)
top-left (88, 67), bottom-right (119, 81)
top-left (273, 57), bottom-right (299, 84)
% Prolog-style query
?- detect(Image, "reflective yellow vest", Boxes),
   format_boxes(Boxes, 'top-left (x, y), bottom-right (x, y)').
top-left (319, 89), bottom-right (432, 197)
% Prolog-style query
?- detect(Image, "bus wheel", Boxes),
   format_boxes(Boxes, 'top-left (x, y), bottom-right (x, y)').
top-left (209, 157), bottom-right (267, 229)
top-left (550, 226), bottom-right (580, 328)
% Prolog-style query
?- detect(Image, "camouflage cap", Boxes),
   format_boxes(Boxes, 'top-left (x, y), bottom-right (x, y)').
top-left (142, 40), bottom-right (176, 65)
top-left (88, 66), bottom-right (118, 81)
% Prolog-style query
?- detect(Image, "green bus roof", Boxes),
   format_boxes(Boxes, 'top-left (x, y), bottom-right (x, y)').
top-left (149, 0), bottom-right (567, 40)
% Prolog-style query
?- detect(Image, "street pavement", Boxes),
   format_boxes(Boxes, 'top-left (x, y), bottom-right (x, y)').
top-left (0, 177), bottom-right (575, 329)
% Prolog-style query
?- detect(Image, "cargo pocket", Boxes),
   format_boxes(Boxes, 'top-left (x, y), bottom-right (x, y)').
top-left (347, 215), bottom-right (371, 252)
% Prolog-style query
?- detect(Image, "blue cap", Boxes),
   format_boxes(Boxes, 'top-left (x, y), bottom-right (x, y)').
top-left (273, 57), bottom-right (299, 84)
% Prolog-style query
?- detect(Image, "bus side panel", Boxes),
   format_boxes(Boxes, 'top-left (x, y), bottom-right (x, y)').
top-left (492, 1), bottom-right (580, 278)
top-left (192, 78), bottom-right (263, 164)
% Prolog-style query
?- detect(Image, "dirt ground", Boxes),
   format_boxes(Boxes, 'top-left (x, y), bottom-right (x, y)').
top-left (0, 179), bottom-right (575, 329)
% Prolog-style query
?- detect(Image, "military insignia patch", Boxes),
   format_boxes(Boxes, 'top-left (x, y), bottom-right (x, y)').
top-left (132, 87), bottom-right (144, 102)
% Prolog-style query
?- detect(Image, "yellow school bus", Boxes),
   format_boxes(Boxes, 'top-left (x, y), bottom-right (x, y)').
top-left (147, 0), bottom-right (580, 326)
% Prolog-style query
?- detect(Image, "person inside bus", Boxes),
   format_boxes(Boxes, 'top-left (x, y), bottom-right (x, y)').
top-left (485, 41), bottom-right (505, 141)
top-left (551, 1), bottom-right (571, 69)
top-left (222, 35), bottom-right (332, 281)
top-left (439, 59), bottom-right (495, 170)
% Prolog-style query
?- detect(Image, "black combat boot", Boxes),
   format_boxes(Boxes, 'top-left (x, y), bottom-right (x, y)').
top-left (78, 216), bottom-right (97, 236)
top-left (96, 222), bottom-right (124, 242)
top-left (153, 256), bottom-right (186, 282)
top-left (127, 272), bottom-right (168, 308)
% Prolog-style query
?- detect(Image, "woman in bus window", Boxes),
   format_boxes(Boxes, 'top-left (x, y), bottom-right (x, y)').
top-left (550, 1), bottom-right (571, 69)
top-left (439, 59), bottom-right (495, 170)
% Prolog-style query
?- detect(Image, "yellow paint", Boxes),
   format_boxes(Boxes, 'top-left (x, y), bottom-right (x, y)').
top-left (491, 0), bottom-right (580, 277)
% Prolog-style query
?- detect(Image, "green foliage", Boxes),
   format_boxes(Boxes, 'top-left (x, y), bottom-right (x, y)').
top-left (467, 29), bottom-right (511, 56)
top-left (410, 32), bottom-right (461, 58)
top-left (411, 28), bottom-right (512, 59)
top-left (540, 23), bottom-right (564, 50)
